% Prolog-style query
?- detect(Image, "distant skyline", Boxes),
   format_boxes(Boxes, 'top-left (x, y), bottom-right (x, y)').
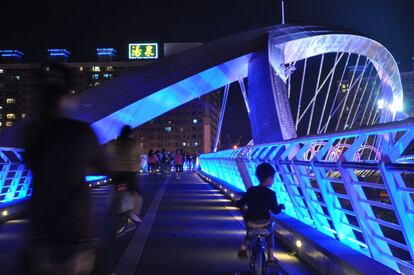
top-left (2, 0), bottom-right (413, 144)
top-left (2, 0), bottom-right (413, 67)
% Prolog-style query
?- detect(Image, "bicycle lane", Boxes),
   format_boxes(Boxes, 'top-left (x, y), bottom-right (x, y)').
top-left (128, 173), bottom-right (248, 275)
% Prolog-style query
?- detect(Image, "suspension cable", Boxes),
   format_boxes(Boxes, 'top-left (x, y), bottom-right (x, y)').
top-left (321, 53), bottom-right (351, 133)
top-left (350, 62), bottom-right (375, 128)
top-left (307, 54), bottom-right (325, 135)
top-left (343, 58), bottom-right (370, 129)
top-left (335, 54), bottom-right (361, 131)
top-left (296, 58), bottom-right (307, 129)
top-left (213, 84), bottom-right (230, 152)
top-left (317, 52), bottom-right (341, 133)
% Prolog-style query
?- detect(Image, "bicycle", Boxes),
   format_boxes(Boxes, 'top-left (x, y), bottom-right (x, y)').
top-left (109, 183), bottom-right (135, 238)
top-left (248, 227), bottom-right (271, 275)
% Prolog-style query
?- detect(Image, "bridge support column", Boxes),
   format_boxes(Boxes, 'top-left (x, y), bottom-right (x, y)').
top-left (247, 48), bottom-right (296, 144)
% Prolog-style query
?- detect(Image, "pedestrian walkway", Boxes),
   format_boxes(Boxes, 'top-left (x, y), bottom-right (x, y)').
top-left (114, 173), bottom-right (312, 275)
top-left (0, 173), bottom-right (312, 275)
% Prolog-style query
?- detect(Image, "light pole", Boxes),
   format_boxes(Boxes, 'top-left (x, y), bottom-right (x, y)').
top-left (281, 0), bottom-right (286, 24)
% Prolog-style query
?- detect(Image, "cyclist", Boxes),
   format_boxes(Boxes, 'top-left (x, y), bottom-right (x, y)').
top-left (236, 163), bottom-right (285, 264)
top-left (147, 149), bottom-right (158, 174)
top-left (175, 149), bottom-right (184, 180)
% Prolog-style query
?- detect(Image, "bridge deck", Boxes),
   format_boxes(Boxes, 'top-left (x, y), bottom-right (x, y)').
top-left (0, 173), bottom-right (312, 275)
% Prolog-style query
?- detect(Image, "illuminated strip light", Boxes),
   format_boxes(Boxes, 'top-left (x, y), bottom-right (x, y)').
top-left (85, 175), bottom-right (108, 182)
top-left (346, 237), bottom-right (368, 248)
top-left (303, 216), bottom-right (314, 223)
top-left (323, 225), bottom-right (337, 234)
top-left (49, 53), bottom-right (69, 57)
top-left (0, 50), bottom-right (23, 58)
top-left (47, 49), bottom-right (70, 58)
top-left (97, 48), bottom-right (117, 56)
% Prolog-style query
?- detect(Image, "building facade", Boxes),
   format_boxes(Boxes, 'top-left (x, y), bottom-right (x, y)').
top-left (132, 91), bottom-right (220, 154)
top-left (0, 46), bottom-right (221, 153)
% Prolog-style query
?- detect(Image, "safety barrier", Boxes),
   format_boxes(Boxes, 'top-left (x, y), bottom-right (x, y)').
top-left (199, 118), bottom-right (414, 273)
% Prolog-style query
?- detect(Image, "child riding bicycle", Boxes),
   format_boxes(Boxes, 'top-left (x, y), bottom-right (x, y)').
top-left (235, 163), bottom-right (285, 263)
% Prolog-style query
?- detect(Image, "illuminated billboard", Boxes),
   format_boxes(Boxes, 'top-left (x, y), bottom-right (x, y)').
top-left (128, 43), bottom-right (158, 60)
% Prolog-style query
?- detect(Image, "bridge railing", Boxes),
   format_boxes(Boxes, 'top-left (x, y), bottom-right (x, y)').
top-left (0, 148), bottom-right (32, 209)
top-left (199, 118), bottom-right (414, 273)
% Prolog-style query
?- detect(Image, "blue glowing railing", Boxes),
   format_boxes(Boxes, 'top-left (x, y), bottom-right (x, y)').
top-left (199, 118), bottom-right (414, 273)
top-left (0, 152), bottom-right (108, 212)
top-left (0, 148), bottom-right (32, 207)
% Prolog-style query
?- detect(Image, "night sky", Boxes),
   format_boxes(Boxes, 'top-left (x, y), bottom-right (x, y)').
top-left (2, 0), bottom-right (414, 144)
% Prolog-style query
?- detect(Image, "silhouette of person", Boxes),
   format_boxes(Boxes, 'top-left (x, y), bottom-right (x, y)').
top-left (107, 125), bottom-right (143, 224)
top-left (23, 62), bottom-right (108, 275)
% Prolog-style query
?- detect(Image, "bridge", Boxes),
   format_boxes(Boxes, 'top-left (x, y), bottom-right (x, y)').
top-left (0, 24), bottom-right (413, 274)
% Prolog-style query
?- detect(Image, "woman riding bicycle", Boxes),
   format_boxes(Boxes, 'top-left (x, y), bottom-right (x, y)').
top-left (235, 163), bottom-right (285, 264)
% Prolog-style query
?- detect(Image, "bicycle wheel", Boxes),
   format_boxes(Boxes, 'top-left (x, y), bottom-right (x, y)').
top-left (254, 250), bottom-right (266, 275)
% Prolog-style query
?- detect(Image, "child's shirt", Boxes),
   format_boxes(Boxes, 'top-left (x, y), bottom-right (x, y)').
top-left (236, 186), bottom-right (282, 221)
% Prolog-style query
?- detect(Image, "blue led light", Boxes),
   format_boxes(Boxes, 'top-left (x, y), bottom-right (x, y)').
top-left (0, 50), bottom-right (23, 58)
top-left (85, 175), bottom-right (107, 182)
top-left (96, 48), bottom-right (117, 56)
top-left (47, 49), bottom-right (70, 58)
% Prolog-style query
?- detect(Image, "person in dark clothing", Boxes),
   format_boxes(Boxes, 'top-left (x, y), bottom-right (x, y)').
top-left (235, 163), bottom-right (285, 263)
top-left (23, 63), bottom-right (108, 275)
top-left (160, 149), bottom-right (167, 173)
top-left (107, 125), bottom-right (142, 224)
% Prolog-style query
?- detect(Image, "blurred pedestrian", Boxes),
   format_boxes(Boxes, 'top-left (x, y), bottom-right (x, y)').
top-left (23, 62), bottom-right (108, 275)
top-left (107, 125), bottom-right (143, 225)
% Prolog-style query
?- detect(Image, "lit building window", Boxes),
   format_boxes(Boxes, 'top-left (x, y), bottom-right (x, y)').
top-left (192, 119), bottom-right (198, 124)
top-left (183, 142), bottom-right (186, 146)
top-left (92, 66), bottom-right (100, 72)
top-left (0, 69), bottom-right (3, 73)
top-left (165, 127), bottom-right (172, 132)
top-left (106, 66), bottom-right (113, 71)
top-left (6, 98), bottom-right (16, 104)
top-left (21, 113), bottom-right (26, 118)
top-left (79, 66), bottom-right (83, 71)
top-left (6, 121), bottom-right (13, 127)
top-left (103, 73), bottom-right (112, 79)
top-left (12, 75), bottom-right (20, 81)
top-left (0, 122), bottom-right (2, 127)
top-left (70, 90), bottom-right (76, 94)
top-left (92, 74), bottom-right (99, 80)
top-left (6, 114), bottom-right (16, 119)
top-left (94, 82), bottom-right (100, 86)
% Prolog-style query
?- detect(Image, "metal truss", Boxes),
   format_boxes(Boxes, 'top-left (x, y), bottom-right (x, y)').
top-left (199, 118), bottom-right (414, 273)
top-left (0, 148), bottom-right (32, 207)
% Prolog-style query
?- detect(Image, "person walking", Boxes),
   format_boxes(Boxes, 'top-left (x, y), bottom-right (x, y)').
top-left (175, 149), bottom-right (184, 180)
top-left (147, 149), bottom-right (157, 174)
top-left (107, 125), bottom-right (143, 224)
top-left (23, 62), bottom-right (108, 275)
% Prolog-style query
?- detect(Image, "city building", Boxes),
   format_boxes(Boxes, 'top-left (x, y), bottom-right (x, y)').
top-left (0, 43), bottom-right (221, 153)
top-left (132, 91), bottom-right (220, 154)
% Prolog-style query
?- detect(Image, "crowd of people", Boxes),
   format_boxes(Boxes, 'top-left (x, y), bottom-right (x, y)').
top-left (146, 148), bottom-right (199, 175)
